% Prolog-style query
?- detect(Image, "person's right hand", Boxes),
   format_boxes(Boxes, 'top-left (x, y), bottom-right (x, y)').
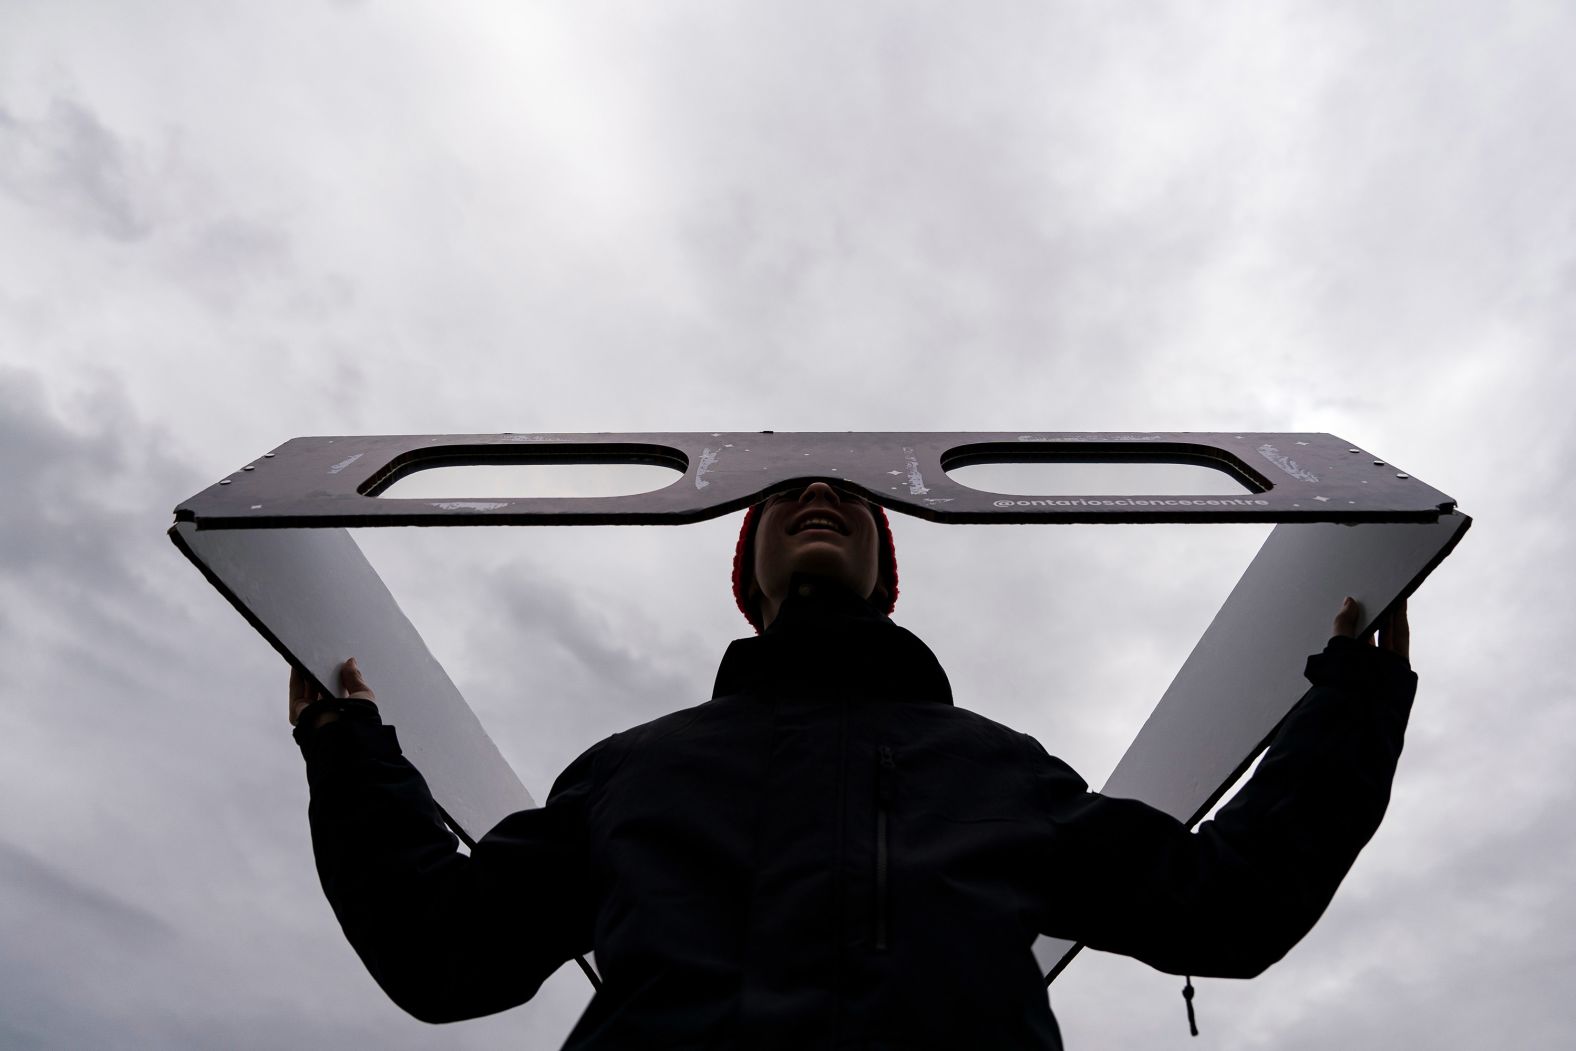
top-left (288, 657), bottom-right (377, 729)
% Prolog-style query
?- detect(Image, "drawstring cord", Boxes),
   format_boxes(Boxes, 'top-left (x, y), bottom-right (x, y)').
top-left (1182, 976), bottom-right (1199, 1037)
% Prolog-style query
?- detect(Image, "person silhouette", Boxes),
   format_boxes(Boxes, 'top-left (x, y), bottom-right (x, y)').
top-left (290, 479), bottom-right (1412, 1049)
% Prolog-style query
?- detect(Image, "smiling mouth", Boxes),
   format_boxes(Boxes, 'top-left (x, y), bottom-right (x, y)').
top-left (789, 517), bottom-right (848, 536)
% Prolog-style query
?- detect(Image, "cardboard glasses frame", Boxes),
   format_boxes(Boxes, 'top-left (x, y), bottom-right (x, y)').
top-left (169, 431), bottom-right (1471, 987)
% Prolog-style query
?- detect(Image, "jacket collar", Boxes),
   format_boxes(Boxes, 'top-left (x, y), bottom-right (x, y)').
top-left (711, 572), bottom-right (953, 706)
top-left (763, 571), bottom-right (885, 633)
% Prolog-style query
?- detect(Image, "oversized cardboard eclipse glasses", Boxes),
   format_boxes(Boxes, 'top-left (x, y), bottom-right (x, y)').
top-left (171, 431), bottom-right (1469, 986)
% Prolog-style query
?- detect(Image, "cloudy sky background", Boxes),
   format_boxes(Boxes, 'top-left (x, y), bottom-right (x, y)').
top-left (3, 1), bottom-right (1573, 1046)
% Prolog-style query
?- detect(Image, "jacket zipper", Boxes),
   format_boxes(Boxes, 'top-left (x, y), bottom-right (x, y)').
top-left (875, 745), bottom-right (895, 951)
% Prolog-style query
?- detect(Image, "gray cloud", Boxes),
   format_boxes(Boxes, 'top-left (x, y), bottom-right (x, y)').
top-left (1, 1), bottom-right (1572, 1047)
top-left (0, 368), bottom-right (146, 586)
top-left (0, 368), bottom-right (599, 1048)
top-left (0, 837), bottom-right (173, 947)
top-left (0, 840), bottom-right (177, 1049)
top-left (0, 99), bottom-right (156, 241)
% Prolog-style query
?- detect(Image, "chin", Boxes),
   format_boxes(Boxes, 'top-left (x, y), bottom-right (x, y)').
top-left (791, 551), bottom-right (876, 595)
top-left (791, 549), bottom-right (854, 578)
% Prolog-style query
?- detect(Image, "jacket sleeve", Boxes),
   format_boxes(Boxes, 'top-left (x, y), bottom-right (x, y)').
top-left (1034, 634), bottom-right (1417, 978)
top-left (298, 706), bottom-right (602, 1022)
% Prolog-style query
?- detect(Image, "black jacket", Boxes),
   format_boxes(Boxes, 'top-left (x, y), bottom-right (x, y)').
top-left (299, 577), bottom-right (1417, 1049)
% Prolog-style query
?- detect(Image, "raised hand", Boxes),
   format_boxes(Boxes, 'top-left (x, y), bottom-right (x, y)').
top-left (1331, 596), bottom-right (1409, 661)
top-left (288, 657), bottom-right (377, 728)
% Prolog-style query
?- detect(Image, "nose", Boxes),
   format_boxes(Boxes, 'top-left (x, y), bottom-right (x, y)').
top-left (798, 481), bottom-right (845, 504)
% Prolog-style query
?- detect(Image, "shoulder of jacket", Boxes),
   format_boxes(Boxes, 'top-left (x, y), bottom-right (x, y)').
top-left (572, 699), bottom-right (734, 778)
top-left (611, 698), bottom-right (728, 748)
top-left (1008, 729), bottom-right (1090, 794)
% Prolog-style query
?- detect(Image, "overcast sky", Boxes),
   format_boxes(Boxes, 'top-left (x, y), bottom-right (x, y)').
top-left (2, 1), bottom-right (1573, 1047)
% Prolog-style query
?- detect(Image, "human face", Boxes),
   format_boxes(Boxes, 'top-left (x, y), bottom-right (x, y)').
top-left (751, 480), bottom-right (882, 629)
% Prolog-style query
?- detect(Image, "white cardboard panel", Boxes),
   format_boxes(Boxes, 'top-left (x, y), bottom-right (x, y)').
top-left (172, 522), bottom-right (535, 839)
top-left (1032, 513), bottom-right (1470, 980)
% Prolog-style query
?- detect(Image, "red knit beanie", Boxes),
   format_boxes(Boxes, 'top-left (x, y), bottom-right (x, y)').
top-left (731, 497), bottom-right (899, 634)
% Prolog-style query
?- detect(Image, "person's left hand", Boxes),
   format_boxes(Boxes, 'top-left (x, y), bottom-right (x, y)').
top-left (1331, 597), bottom-right (1409, 660)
